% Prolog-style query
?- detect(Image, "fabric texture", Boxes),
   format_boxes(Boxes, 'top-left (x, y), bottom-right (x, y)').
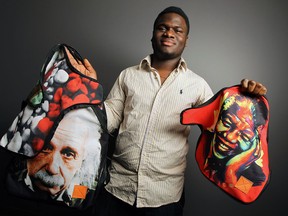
top-left (95, 188), bottom-right (185, 216)
top-left (0, 44), bottom-right (109, 210)
top-left (180, 85), bottom-right (270, 203)
top-left (104, 55), bottom-right (213, 207)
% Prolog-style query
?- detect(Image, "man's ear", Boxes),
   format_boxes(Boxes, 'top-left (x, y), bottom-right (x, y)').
top-left (185, 36), bottom-right (189, 47)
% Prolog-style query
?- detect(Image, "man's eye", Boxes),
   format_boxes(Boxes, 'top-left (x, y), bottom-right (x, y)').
top-left (222, 119), bottom-right (231, 127)
top-left (241, 130), bottom-right (254, 141)
top-left (41, 144), bottom-right (53, 153)
top-left (175, 28), bottom-right (183, 33)
top-left (158, 26), bottom-right (166, 31)
top-left (62, 149), bottom-right (76, 159)
top-left (241, 134), bottom-right (250, 141)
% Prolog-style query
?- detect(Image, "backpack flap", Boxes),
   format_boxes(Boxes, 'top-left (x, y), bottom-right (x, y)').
top-left (0, 44), bottom-right (103, 157)
top-left (1, 44), bottom-right (108, 210)
top-left (180, 85), bottom-right (270, 203)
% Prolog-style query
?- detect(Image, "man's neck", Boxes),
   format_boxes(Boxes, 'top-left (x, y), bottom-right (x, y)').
top-left (151, 55), bottom-right (181, 74)
top-left (151, 55), bottom-right (181, 84)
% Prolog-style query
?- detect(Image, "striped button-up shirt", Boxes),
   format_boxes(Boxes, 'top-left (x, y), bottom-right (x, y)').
top-left (104, 55), bottom-right (213, 207)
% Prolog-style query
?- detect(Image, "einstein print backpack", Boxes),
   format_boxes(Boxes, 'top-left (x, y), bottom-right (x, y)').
top-left (180, 85), bottom-right (270, 203)
top-left (0, 44), bottom-right (109, 210)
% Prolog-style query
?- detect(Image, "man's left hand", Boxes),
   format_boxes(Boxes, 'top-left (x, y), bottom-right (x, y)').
top-left (240, 79), bottom-right (267, 96)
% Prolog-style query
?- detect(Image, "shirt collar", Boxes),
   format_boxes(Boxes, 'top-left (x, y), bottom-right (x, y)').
top-left (139, 55), bottom-right (188, 71)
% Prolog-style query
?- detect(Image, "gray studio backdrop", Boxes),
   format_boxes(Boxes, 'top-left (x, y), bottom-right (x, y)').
top-left (0, 0), bottom-right (287, 215)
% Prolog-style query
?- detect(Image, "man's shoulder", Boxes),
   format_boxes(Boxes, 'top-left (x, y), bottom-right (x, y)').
top-left (119, 65), bottom-right (140, 77)
top-left (183, 67), bottom-right (208, 81)
top-left (121, 57), bottom-right (149, 74)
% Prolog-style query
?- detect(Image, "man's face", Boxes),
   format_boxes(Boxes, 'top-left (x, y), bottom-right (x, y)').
top-left (152, 12), bottom-right (188, 60)
top-left (27, 121), bottom-right (86, 196)
top-left (212, 99), bottom-right (257, 159)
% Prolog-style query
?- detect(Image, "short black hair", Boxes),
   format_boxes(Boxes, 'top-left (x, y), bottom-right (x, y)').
top-left (153, 6), bottom-right (190, 34)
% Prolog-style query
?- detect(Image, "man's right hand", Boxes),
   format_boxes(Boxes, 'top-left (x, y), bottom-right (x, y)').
top-left (65, 47), bottom-right (97, 80)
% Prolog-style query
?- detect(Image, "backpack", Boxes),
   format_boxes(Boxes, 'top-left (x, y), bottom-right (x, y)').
top-left (180, 85), bottom-right (270, 203)
top-left (0, 44), bottom-right (109, 210)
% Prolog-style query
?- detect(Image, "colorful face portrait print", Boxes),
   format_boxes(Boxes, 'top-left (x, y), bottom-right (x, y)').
top-left (181, 85), bottom-right (270, 203)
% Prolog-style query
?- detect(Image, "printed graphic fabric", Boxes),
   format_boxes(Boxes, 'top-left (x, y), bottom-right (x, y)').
top-left (180, 85), bottom-right (270, 203)
top-left (0, 44), bottom-right (108, 209)
top-left (1, 44), bottom-right (103, 157)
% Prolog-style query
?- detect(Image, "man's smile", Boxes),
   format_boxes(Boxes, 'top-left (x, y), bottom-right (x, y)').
top-left (161, 39), bottom-right (175, 46)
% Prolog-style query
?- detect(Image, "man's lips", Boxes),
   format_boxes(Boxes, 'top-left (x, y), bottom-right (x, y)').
top-left (161, 39), bottom-right (175, 46)
top-left (216, 136), bottom-right (235, 152)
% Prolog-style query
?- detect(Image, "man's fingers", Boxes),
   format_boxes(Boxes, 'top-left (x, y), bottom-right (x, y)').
top-left (84, 59), bottom-right (94, 72)
top-left (248, 80), bottom-right (257, 92)
top-left (65, 47), bottom-right (79, 66)
top-left (65, 47), bottom-right (86, 73)
top-left (64, 47), bottom-right (97, 79)
top-left (248, 80), bottom-right (268, 95)
top-left (84, 59), bottom-right (97, 79)
top-left (258, 85), bottom-right (267, 95)
top-left (241, 78), bottom-right (249, 89)
top-left (241, 78), bottom-right (267, 96)
top-left (253, 83), bottom-right (267, 95)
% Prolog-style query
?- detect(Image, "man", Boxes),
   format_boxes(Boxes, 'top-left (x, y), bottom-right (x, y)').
top-left (67, 6), bottom-right (267, 216)
top-left (8, 108), bottom-right (102, 207)
top-left (204, 94), bottom-right (268, 187)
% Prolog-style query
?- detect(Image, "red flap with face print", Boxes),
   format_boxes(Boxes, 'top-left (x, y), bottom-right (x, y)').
top-left (180, 85), bottom-right (270, 203)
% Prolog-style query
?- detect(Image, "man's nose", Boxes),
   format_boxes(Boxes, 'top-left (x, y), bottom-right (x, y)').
top-left (46, 153), bottom-right (61, 175)
top-left (226, 129), bottom-right (240, 143)
top-left (164, 28), bottom-right (175, 37)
